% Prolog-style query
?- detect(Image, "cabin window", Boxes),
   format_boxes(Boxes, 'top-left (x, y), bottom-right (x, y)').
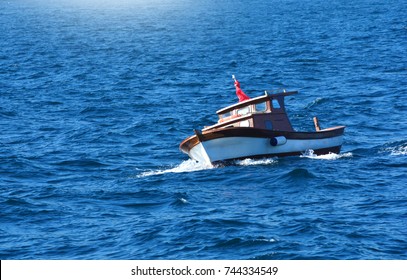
top-left (255, 102), bottom-right (267, 112)
top-left (221, 111), bottom-right (232, 119)
top-left (272, 99), bottom-right (281, 109)
top-left (240, 120), bottom-right (250, 127)
top-left (265, 120), bottom-right (273, 130)
top-left (237, 106), bottom-right (250, 116)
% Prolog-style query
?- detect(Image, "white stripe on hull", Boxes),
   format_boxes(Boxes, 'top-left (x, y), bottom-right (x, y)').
top-left (188, 136), bottom-right (343, 164)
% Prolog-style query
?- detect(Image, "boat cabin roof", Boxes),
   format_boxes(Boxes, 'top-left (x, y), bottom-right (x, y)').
top-left (216, 90), bottom-right (298, 115)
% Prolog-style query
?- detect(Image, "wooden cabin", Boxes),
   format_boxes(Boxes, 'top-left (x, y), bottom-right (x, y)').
top-left (202, 91), bottom-right (298, 132)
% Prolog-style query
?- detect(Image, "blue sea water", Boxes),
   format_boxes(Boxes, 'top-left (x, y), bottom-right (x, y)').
top-left (0, 0), bottom-right (406, 260)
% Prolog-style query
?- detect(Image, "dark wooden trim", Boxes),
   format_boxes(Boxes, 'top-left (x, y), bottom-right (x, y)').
top-left (179, 135), bottom-right (200, 153)
top-left (194, 129), bottom-right (204, 142)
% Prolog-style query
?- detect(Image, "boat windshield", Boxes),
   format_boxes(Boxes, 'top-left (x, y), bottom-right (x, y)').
top-left (255, 102), bottom-right (267, 112)
top-left (237, 106), bottom-right (250, 116)
top-left (220, 111), bottom-right (232, 119)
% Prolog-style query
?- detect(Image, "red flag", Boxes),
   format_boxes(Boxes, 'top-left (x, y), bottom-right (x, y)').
top-left (234, 79), bottom-right (250, 102)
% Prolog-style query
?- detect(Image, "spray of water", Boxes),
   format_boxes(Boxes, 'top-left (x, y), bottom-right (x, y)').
top-left (300, 149), bottom-right (353, 160)
top-left (138, 149), bottom-right (356, 178)
top-left (137, 159), bottom-right (213, 177)
top-left (235, 158), bottom-right (278, 166)
top-left (387, 144), bottom-right (407, 156)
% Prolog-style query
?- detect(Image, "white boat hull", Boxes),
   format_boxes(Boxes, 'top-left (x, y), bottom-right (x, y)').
top-left (187, 135), bottom-right (343, 165)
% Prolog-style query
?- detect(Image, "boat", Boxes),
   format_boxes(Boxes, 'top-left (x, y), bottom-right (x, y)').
top-left (179, 78), bottom-right (345, 165)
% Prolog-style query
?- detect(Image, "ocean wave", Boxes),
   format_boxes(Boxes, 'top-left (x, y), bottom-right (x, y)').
top-left (282, 168), bottom-right (316, 179)
top-left (378, 140), bottom-right (407, 156)
top-left (170, 197), bottom-right (189, 206)
top-left (304, 97), bottom-right (327, 109)
top-left (137, 159), bottom-right (213, 177)
top-left (214, 236), bottom-right (277, 249)
top-left (389, 146), bottom-right (407, 156)
top-left (300, 149), bottom-right (353, 160)
top-left (385, 144), bottom-right (407, 156)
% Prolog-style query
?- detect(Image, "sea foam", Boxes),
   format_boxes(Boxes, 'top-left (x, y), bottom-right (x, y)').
top-left (300, 149), bottom-right (353, 160)
top-left (235, 158), bottom-right (278, 166)
top-left (388, 145), bottom-right (407, 156)
top-left (137, 159), bottom-right (213, 177)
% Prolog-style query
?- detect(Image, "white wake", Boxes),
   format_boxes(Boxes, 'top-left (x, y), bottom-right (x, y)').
top-left (387, 145), bottom-right (407, 156)
top-left (300, 149), bottom-right (353, 160)
top-left (137, 159), bottom-right (213, 177)
top-left (235, 158), bottom-right (278, 166)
